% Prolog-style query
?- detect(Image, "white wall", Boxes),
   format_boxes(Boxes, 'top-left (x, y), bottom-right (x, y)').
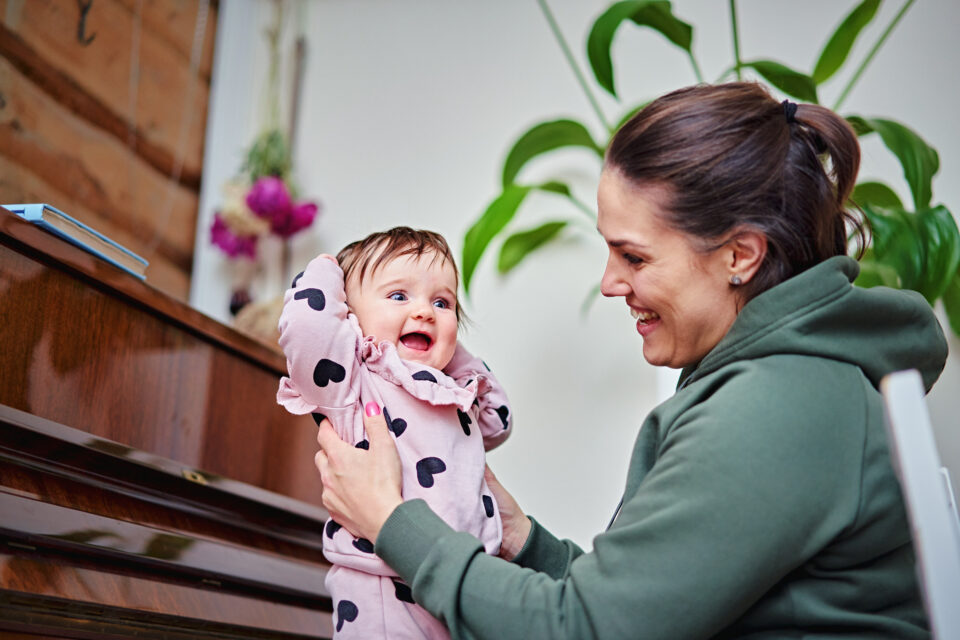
top-left (193, 0), bottom-right (960, 550)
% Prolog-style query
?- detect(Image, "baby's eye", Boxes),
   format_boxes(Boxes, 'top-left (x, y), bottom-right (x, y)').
top-left (433, 298), bottom-right (450, 309)
top-left (388, 292), bottom-right (407, 302)
top-left (622, 253), bottom-right (643, 265)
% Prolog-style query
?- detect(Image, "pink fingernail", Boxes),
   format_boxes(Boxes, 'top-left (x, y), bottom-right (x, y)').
top-left (365, 401), bottom-right (381, 417)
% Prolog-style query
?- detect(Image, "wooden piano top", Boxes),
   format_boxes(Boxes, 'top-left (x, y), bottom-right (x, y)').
top-left (0, 209), bottom-right (334, 638)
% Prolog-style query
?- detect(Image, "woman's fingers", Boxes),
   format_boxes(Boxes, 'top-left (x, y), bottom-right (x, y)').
top-left (362, 401), bottom-right (392, 447)
top-left (311, 403), bottom-right (404, 542)
top-left (484, 464), bottom-right (532, 561)
top-left (317, 417), bottom-right (346, 454)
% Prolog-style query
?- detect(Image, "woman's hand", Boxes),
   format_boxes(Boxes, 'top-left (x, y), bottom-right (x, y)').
top-left (484, 464), bottom-right (532, 561)
top-left (315, 403), bottom-right (403, 542)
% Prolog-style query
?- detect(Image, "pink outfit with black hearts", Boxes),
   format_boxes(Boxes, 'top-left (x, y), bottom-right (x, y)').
top-left (277, 256), bottom-right (512, 639)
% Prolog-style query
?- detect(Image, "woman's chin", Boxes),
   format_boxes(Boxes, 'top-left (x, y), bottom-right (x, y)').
top-left (641, 343), bottom-right (670, 368)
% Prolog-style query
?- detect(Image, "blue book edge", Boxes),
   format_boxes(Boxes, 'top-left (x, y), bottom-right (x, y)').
top-left (3, 203), bottom-right (149, 280)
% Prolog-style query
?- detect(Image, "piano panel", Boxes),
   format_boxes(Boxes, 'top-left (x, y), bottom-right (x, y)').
top-left (0, 209), bottom-right (322, 505)
top-left (1, 209), bottom-right (333, 638)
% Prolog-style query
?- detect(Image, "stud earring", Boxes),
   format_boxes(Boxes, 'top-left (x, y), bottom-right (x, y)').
top-left (730, 274), bottom-right (742, 286)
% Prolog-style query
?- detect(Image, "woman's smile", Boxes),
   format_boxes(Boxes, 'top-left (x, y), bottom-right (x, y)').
top-left (597, 170), bottom-right (740, 369)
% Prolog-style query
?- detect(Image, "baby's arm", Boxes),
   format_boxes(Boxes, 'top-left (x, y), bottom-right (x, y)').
top-left (277, 255), bottom-right (360, 416)
top-left (443, 342), bottom-right (513, 451)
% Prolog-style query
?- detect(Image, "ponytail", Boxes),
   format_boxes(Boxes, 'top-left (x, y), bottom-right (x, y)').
top-left (606, 82), bottom-right (867, 301)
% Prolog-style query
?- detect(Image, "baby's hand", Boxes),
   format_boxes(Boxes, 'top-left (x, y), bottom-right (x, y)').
top-left (317, 253), bottom-right (338, 264)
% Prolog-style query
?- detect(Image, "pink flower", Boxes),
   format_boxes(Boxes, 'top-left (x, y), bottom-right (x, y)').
top-left (210, 212), bottom-right (258, 258)
top-left (271, 201), bottom-right (319, 238)
top-left (245, 176), bottom-right (293, 219)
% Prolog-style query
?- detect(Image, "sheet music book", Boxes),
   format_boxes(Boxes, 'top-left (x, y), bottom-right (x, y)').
top-left (3, 203), bottom-right (148, 280)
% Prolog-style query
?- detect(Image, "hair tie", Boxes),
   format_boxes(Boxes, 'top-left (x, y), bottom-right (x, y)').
top-left (782, 99), bottom-right (798, 124)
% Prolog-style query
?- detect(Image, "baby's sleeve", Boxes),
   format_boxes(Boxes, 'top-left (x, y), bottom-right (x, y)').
top-left (443, 342), bottom-right (513, 451)
top-left (276, 255), bottom-right (360, 417)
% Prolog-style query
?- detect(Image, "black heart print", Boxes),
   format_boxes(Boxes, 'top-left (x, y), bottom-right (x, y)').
top-left (416, 457), bottom-right (446, 488)
top-left (393, 580), bottom-right (415, 604)
top-left (352, 537), bottom-right (374, 553)
top-left (383, 407), bottom-right (407, 437)
top-left (325, 520), bottom-right (342, 539)
top-left (483, 495), bottom-right (495, 518)
top-left (313, 358), bottom-right (346, 387)
top-left (336, 600), bottom-right (358, 632)
top-left (355, 439), bottom-right (369, 450)
top-left (294, 287), bottom-right (326, 310)
top-left (311, 412), bottom-right (327, 426)
top-left (412, 370), bottom-right (437, 383)
top-left (496, 405), bottom-right (510, 429)
top-left (457, 409), bottom-right (472, 436)
top-left (291, 271), bottom-right (304, 288)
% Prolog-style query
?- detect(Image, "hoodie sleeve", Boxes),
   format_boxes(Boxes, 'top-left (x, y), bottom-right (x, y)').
top-left (443, 342), bottom-right (513, 451)
top-left (276, 255), bottom-right (361, 425)
top-left (375, 360), bottom-right (882, 640)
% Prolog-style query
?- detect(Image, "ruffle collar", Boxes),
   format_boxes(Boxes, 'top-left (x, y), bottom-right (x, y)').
top-left (358, 334), bottom-right (478, 412)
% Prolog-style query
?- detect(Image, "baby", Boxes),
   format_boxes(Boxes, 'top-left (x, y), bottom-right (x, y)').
top-left (276, 227), bottom-right (512, 638)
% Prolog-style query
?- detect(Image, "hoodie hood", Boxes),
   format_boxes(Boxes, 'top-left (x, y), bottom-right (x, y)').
top-left (679, 256), bottom-right (948, 393)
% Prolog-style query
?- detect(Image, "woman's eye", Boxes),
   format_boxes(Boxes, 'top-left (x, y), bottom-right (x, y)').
top-left (388, 292), bottom-right (407, 302)
top-left (623, 253), bottom-right (643, 265)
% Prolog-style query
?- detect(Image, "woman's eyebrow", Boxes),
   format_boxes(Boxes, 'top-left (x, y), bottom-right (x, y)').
top-left (596, 225), bottom-right (648, 249)
top-left (606, 237), bottom-right (649, 250)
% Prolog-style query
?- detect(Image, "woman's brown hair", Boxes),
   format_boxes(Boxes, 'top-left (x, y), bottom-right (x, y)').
top-left (605, 82), bottom-right (866, 301)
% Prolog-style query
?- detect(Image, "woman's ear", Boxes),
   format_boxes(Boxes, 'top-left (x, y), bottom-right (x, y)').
top-left (727, 228), bottom-right (767, 284)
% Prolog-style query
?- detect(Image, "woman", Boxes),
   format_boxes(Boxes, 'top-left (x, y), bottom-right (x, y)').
top-left (314, 83), bottom-right (948, 639)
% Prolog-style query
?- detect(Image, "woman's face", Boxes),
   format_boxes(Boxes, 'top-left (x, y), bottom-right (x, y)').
top-left (597, 169), bottom-right (741, 370)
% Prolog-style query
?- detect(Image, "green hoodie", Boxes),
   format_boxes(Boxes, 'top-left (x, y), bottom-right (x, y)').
top-left (376, 256), bottom-right (948, 639)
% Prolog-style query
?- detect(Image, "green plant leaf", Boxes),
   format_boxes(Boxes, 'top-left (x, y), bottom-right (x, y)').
top-left (855, 250), bottom-right (901, 289)
top-left (502, 120), bottom-right (603, 188)
top-left (851, 181), bottom-right (903, 209)
top-left (861, 204), bottom-right (960, 302)
top-left (587, 1), bottom-right (693, 98)
top-left (812, 0), bottom-right (882, 84)
top-left (914, 205), bottom-right (960, 302)
top-left (498, 221), bottom-right (569, 274)
top-left (463, 185), bottom-right (532, 294)
top-left (845, 116), bottom-right (939, 210)
top-left (740, 60), bottom-right (819, 103)
top-left (537, 181), bottom-right (573, 197)
top-left (845, 115), bottom-right (872, 136)
top-left (942, 270), bottom-right (960, 336)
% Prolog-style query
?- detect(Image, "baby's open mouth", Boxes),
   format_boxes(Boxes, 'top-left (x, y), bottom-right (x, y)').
top-left (400, 332), bottom-right (431, 351)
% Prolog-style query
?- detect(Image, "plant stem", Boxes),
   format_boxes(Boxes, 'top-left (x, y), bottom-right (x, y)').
top-left (729, 0), bottom-right (742, 81)
top-left (833, 0), bottom-right (915, 111)
top-left (536, 0), bottom-right (612, 133)
top-left (688, 51), bottom-right (705, 84)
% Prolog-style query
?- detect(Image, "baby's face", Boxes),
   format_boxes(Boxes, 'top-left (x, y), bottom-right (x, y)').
top-left (346, 250), bottom-right (459, 371)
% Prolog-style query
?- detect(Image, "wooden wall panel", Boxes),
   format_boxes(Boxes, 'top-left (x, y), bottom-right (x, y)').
top-left (0, 0), bottom-right (218, 301)
top-left (0, 155), bottom-right (190, 297)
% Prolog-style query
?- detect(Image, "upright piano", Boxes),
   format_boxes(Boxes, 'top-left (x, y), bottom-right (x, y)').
top-left (0, 209), bottom-right (334, 638)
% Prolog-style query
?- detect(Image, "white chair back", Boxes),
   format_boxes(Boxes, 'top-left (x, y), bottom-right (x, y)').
top-left (881, 369), bottom-right (960, 639)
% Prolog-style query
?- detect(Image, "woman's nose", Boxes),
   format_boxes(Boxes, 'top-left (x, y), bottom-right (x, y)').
top-left (600, 257), bottom-right (631, 298)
